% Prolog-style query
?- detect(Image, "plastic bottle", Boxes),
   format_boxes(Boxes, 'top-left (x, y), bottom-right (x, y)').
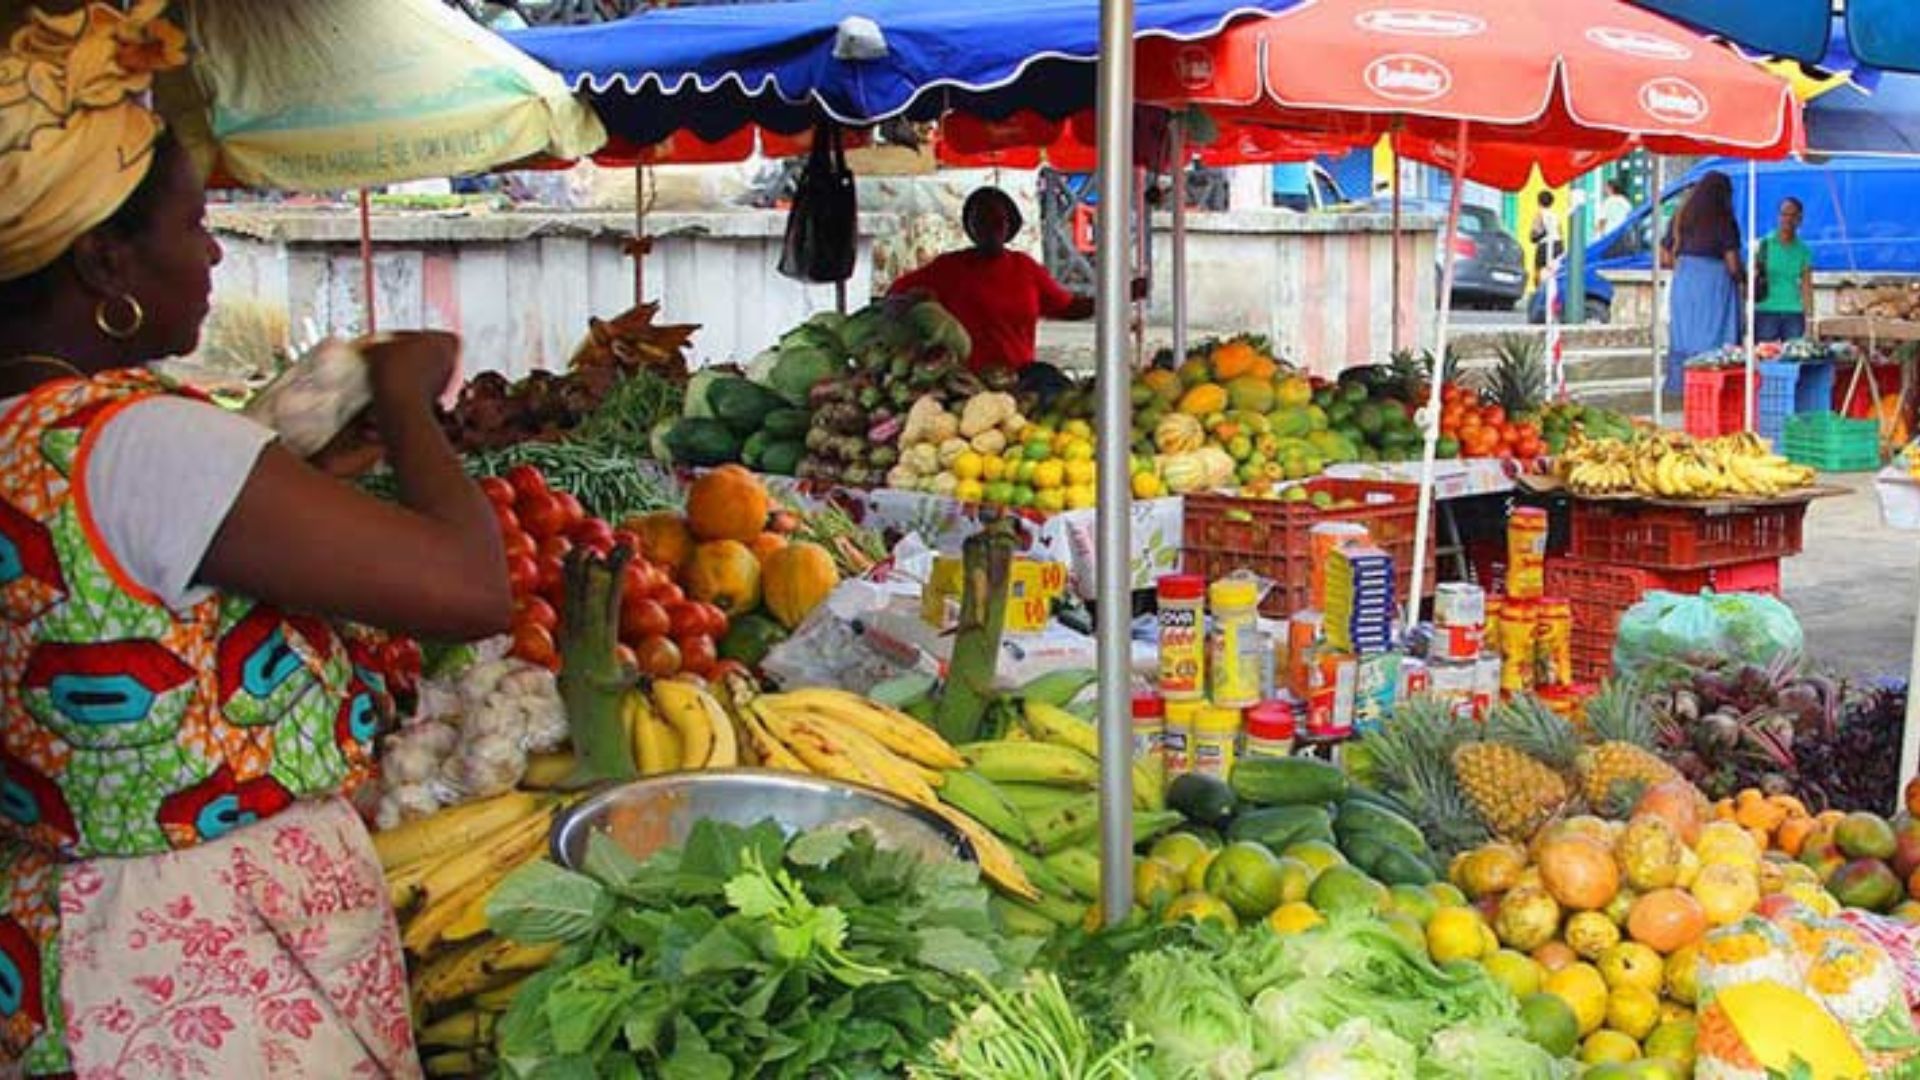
top-left (1242, 700), bottom-right (1298, 761)
top-left (1206, 577), bottom-right (1261, 707)
top-left (1131, 694), bottom-right (1165, 763)
top-left (1188, 705), bottom-right (1244, 779)
top-left (1156, 575), bottom-right (1207, 700)
top-left (1163, 699), bottom-right (1201, 774)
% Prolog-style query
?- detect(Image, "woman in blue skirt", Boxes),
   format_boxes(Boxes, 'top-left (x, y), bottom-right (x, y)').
top-left (1661, 171), bottom-right (1744, 397)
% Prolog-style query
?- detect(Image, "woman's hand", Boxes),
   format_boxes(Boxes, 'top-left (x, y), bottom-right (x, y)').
top-left (360, 331), bottom-right (458, 408)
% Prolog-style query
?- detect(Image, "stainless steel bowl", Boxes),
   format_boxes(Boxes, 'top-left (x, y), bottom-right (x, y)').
top-left (549, 769), bottom-right (971, 870)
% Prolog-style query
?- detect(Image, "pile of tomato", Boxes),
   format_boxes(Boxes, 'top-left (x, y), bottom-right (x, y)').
top-left (482, 465), bottom-right (728, 679)
top-left (1437, 383), bottom-right (1548, 460)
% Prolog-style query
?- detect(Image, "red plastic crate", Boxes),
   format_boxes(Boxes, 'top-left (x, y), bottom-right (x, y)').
top-left (1545, 557), bottom-right (1782, 682)
top-left (1684, 367), bottom-right (1759, 439)
top-left (1567, 499), bottom-right (1805, 571)
top-left (1181, 478), bottom-right (1436, 617)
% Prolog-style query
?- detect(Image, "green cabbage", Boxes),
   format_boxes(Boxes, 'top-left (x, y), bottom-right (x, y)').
top-left (1418, 1022), bottom-right (1571, 1080)
top-left (1265, 1019), bottom-right (1417, 1080)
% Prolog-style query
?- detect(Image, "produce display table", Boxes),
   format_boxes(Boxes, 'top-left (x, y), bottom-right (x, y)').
top-left (1323, 458), bottom-right (1531, 501)
top-left (760, 476), bottom-right (1186, 598)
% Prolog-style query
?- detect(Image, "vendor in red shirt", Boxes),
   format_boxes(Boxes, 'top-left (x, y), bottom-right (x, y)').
top-left (888, 187), bottom-right (1143, 375)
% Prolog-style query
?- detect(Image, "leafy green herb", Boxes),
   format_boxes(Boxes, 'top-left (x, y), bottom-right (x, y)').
top-left (489, 820), bottom-right (1035, 1079)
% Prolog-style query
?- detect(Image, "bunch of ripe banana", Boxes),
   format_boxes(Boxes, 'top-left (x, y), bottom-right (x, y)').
top-left (938, 698), bottom-right (1181, 935)
top-left (627, 677), bottom-right (741, 773)
top-left (1559, 430), bottom-right (1817, 499)
top-left (375, 791), bottom-right (564, 1077)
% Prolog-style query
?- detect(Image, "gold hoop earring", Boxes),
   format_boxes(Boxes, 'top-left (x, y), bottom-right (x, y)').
top-left (95, 295), bottom-right (144, 341)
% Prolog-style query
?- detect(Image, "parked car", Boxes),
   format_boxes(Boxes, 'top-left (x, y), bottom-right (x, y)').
top-left (1533, 156), bottom-right (1920, 323)
top-left (1272, 162), bottom-right (1351, 212)
top-left (1368, 198), bottom-right (1528, 312)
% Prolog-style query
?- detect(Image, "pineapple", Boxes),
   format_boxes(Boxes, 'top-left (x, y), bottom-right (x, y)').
top-left (1487, 333), bottom-right (1547, 416)
top-left (1579, 679), bottom-right (1691, 815)
top-left (1451, 698), bottom-right (1572, 840)
top-left (1363, 695), bottom-right (1490, 857)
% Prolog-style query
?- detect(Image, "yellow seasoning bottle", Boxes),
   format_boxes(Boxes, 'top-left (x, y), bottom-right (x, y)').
top-left (1162, 699), bottom-right (1201, 775)
top-left (1188, 705), bottom-right (1243, 779)
top-left (1206, 577), bottom-right (1262, 708)
top-left (1156, 575), bottom-right (1207, 700)
top-left (1507, 507), bottom-right (1549, 600)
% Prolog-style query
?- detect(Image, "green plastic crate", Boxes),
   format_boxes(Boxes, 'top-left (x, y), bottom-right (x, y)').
top-left (1782, 410), bottom-right (1881, 472)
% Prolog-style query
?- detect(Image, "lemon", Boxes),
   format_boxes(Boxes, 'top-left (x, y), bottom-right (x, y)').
top-left (1266, 901), bottom-right (1325, 935)
top-left (1605, 985), bottom-right (1661, 1041)
top-left (1032, 460), bottom-right (1066, 491)
top-left (1131, 471), bottom-right (1165, 499)
top-left (1426, 907), bottom-right (1488, 964)
top-left (954, 478), bottom-right (985, 503)
top-left (1662, 943), bottom-right (1701, 1005)
top-left (1065, 459), bottom-right (1095, 487)
top-left (1427, 882), bottom-right (1468, 907)
top-left (981, 455), bottom-right (1007, 482)
top-left (1580, 1029), bottom-right (1642, 1066)
top-left (1063, 419), bottom-right (1094, 440)
top-left (952, 451), bottom-right (984, 482)
top-left (1597, 942), bottom-right (1664, 995)
top-left (1545, 963), bottom-right (1610, 1035)
top-left (1483, 949), bottom-right (1545, 999)
top-left (1063, 440), bottom-right (1095, 463)
top-left (1034, 488), bottom-right (1067, 514)
top-left (1065, 485), bottom-right (1096, 511)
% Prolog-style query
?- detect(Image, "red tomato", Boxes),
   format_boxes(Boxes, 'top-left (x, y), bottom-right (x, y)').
top-left (555, 492), bottom-right (586, 530)
top-left (516, 595), bottom-right (559, 631)
top-left (621, 595), bottom-right (671, 641)
top-left (511, 622), bottom-right (557, 668)
top-left (651, 581), bottom-right (685, 608)
top-left (632, 634), bottom-right (682, 678)
top-left (518, 491), bottom-right (567, 539)
top-left (502, 530), bottom-right (538, 561)
top-left (622, 561), bottom-right (664, 598)
top-left (676, 633), bottom-right (718, 677)
top-left (1517, 438), bottom-right (1544, 459)
top-left (613, 643), bottom-right (639, 671)
top-left (478, 476), bottom-right (516, 509)
top-left (505, 465), bottom-right (549, 502)
top-left (693, 602), bottom-right (731, 639)
top-left (665, 600), bottom-right (706, 639)
top-left (491, 503), bottom-right (522, 537)
top-left (537, 534), bottom-right (574, 564)
top-left (536, 555), bottom-right (566, 597)
top-left (611, 528), bottom-right (644, 559)
top-left (505, 555), bottom-right (539, 596)
top-left (1483, 405), bottom-right (1506, 426)
top-left (570, 519), bottom-right (616, 557)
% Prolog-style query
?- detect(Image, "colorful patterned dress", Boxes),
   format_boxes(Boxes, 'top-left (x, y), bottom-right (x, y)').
top-left (0, 369), bottom-right (419, 1077)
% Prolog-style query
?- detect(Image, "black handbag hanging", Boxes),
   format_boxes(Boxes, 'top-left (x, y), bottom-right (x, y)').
top-left (778, 121), bottom-right (858, 283)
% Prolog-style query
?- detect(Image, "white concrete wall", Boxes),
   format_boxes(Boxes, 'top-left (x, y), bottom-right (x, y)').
top-left (205, 207), bottom-right (890, 378)
top-left (1147, 209), bottom-right (1442, 374)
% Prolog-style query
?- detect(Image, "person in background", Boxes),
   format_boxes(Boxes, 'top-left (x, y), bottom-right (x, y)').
top-left (1530, 189), bottom-right (1564, 283)
top-left (1596, 178), bottom-right (1634, 237)
top-left (888, 186), bottom-right (1145, 381)
top-left (1754, 196), bottom-right (1815, 342)
top-left (0, 6), bottom-right (508, 1074)
top-left (1661, 170), bottom-right (1745, 395)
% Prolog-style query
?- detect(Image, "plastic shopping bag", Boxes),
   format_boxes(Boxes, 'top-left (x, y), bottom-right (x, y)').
top-left (1612, 589), bottom-right (1804, 686)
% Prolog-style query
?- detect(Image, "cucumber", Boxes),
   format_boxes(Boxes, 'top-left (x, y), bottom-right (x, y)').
top-left (1334, 798), bottom-right (1429, 856)
top-left (1339, 785), bottom-right (1421, 822)
top-left (1366, 841), bottom-right (1438, 886)
top-left (1166, 773), bottom-right (1239, 829)
top-left (1227, 805), bottom-right (1334, 852)
top-left (1229, 757), bottom-right (1350, 807)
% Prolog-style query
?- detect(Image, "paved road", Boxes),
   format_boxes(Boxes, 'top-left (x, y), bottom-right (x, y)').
top-left (1787, 473), bottom-right (1917, 682)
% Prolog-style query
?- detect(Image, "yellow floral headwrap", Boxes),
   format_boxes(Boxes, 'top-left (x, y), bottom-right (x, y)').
top-left (0, 0), bottom-right (188, 282)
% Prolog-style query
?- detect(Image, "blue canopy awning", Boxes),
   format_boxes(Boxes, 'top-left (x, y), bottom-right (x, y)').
top-left (1808, 69), bottom-right (1920, 158)
top-left (506, 0), bottom-right (1299, 146)
top-left (1630, 0), bottom-right (1920, 74)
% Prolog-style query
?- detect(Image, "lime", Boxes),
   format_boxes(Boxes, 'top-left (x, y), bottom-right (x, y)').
top-left (1518, 992), bottom-right (1581, 1057)
top-left (1483, 948), bottom-right (1545, 999)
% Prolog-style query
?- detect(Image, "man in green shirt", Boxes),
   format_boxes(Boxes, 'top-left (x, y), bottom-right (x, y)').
top-left (1755, 196), bottom-right (1814, 341)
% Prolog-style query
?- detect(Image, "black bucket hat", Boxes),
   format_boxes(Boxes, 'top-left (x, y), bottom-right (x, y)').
top-left (962, 186), bottom-right (1024, 245)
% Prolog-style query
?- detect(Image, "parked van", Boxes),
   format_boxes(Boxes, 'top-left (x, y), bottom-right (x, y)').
top-left (1532, 156), bottom-right (1920, 323)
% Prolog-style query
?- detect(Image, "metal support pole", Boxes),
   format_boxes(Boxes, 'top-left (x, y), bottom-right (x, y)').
top-left (1745, 158), bottom-right (1759, 431)
top-left (1568, 177), bottom-right (1589, 324)
top-left (358, 189), bottom-right (377, 334)
top-left (634, 163), bottom-right (647, 303)
top-left (1408, 121), bottom-right (1470, 621)
top-left (1093, 0), bottom-right (1137, 926)
top-left (1651, 156), bottom-right (1666, 426)
top-left (1391, 152), bottom-right (1403, 354)
top-left (1171, 125), bottom-right (1189, 365)
top-left (1134, 165), bottom-right (1150, 364)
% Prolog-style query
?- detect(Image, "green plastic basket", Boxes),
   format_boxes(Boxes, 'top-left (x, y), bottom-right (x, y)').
top-left (1782, 410), bottom-right (1881, 472)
